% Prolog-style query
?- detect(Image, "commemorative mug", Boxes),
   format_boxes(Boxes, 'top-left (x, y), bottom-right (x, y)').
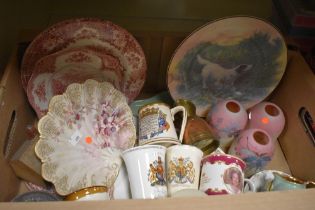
top-left (138, 103), bottom-right (187, 146)
top-left (122, 145), bottom-right (167, 199)
top-left (166, 145), bottom-right (203, 196)
top-left (199, 154), bottom-right (255, 195)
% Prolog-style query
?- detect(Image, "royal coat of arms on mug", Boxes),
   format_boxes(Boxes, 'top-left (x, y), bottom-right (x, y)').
top-left (148, 156), bottom-right (166, 186)
top-left (168, 157), bottom-right (195, 184)
top-left (166, 145), bottom-right (203, 196)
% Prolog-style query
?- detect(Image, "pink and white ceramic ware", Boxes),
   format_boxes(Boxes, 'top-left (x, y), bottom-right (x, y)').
top-left (22, 18), bottom-right (146, 102)
top-left (27, 47), bottom-right (124, 118)
top-left (228, 128), bottom-right (275, 177)
top-left (35, 80), bottom-right (136, 195)
top-left (206, 99), bottom-right (248, 152)
top-left (199, 154), bottom-right (255, 195)
top-left (247, 102), bottom-right (285, 140)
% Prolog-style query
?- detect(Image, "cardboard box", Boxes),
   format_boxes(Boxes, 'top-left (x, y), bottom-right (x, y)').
top-left (9, 135), bottom-right (46, 187)
top-left (0, 45), bottom-right (315, 209)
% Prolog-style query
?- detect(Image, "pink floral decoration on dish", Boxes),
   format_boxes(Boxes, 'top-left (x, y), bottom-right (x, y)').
top-left (34, 80), bottom-right (136, 195)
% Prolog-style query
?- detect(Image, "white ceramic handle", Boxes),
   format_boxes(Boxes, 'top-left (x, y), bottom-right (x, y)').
top-left (170, 105), bottom-right (187, 143)
top-left (244, 178), bottom-right (256, 192)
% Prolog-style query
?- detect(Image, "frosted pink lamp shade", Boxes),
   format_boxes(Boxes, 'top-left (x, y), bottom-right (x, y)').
top-left (247, 102), bottom-right (285, 139)
top-left (206, 100), bottom-right (248, 150)
top-left (228, 128), bottom-right (275, 177)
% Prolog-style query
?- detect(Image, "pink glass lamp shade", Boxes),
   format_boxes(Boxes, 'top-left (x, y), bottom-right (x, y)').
top-left (206, 99), bottom-right (248, 151)
top-left (247, 102), bottom-right (285, 140)
top-left (228, 128), bottom-right (275, 177)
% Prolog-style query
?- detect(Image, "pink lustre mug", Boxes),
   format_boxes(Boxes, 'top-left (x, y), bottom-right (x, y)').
top-left (138, 103), bottom-right (187, 146)
top-left (199, 154), bottom-right (255, 195)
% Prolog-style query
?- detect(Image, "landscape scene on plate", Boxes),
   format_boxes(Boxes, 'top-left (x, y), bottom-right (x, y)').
top-left (174, 32), bottom-right (284, 109)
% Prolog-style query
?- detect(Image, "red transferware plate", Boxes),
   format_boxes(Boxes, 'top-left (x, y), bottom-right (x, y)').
top-left (22, 18), bottom-right (146, 102)
top-left (27, 47), bottom-right (124, 118)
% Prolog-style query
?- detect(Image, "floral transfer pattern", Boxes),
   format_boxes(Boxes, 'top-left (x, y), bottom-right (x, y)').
top-left (22, 18), bottom-right (147, 102)
top-left (35, 80), bottom-right (136, 195)
top-left (27, 47), bottom-right (124, 118)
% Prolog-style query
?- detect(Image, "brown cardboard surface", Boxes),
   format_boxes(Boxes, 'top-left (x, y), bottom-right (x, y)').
top-left (270, 51), bottom-right (315, 181)
top-left (1, 189), bottom-right (315, 210)
top-left (10, 136), bottom-right (45, 187)
top-left (265, 140), bottom-right (291, 174)
top-left (0, 49), bottom-right (37, 201)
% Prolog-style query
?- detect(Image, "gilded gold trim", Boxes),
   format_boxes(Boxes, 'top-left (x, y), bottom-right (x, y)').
top-left (138, 102), bottom-right (170, 113)
top-left (273, 172), bottom-right (305, 185)
top-left (65, 186), bottom-right (108, 201)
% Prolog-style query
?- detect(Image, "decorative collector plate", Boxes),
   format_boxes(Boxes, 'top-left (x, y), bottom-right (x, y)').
top-left (27, 47), bottom-right (124, 118)
top-left (22, 18), bottom-right (147, 102)
top-left (35, 80), bottom-right (136, 195)
top-left (167, 16), bottom-right (287, 117)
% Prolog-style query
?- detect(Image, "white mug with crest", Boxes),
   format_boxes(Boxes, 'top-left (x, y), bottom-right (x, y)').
top-left (166, 145), bottom-right (203, 196)
top-left (122, 145), bottom-right (167, 199)
top-left (138, 103), bottom-right (187, 146)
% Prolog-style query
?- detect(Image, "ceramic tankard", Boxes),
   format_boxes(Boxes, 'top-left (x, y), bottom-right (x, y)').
top-left (138, 103), bottom-right (187, 146)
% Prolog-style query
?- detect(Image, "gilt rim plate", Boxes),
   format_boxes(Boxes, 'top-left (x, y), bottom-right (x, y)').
top-left (167, 16), bottom-right (287, 117)
top-left (22, 18), bottom-right (146, 102)
top-left (35, 80), bottom-right (136, 195)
